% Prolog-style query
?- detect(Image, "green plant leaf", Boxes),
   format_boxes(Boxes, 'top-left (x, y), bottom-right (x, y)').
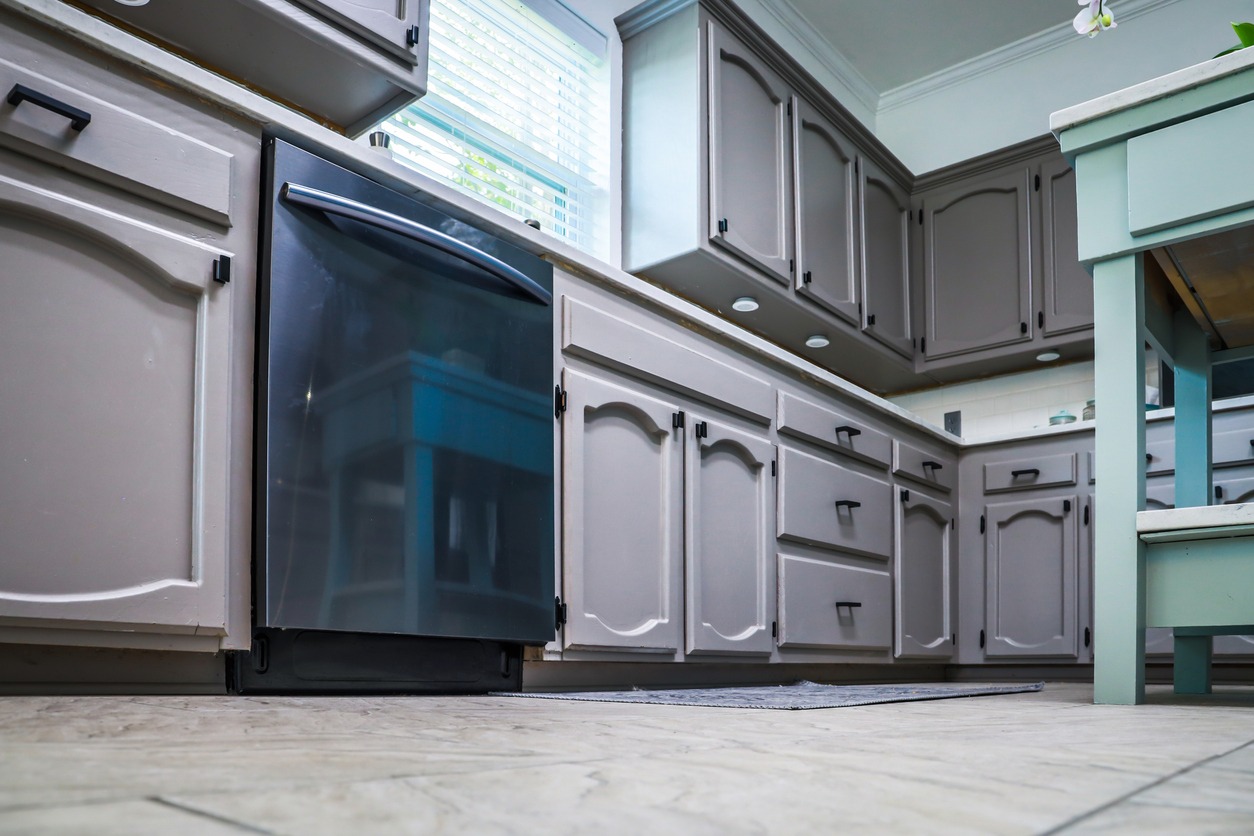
top-left (1215, 45), bottom-right (1242, 58)
top-left (1234, 21), bottom-right (1254, 48)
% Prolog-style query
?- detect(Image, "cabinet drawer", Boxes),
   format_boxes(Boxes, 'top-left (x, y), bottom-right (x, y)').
top-left (777, 392), bottom-right (891, 468)
top-left (777, 447), bottom-right (893, 559)
top-left (983, 452), bottom-right (1076, 493)
top-left (777, 555), bottom-right (891, 650)
top-left (0, 54), bottom-right (233, 224)
top-left (893, 439), bottom-right (955, 492)
top-left (1145, 438), bottom-right (1174, 475)
top-left (1213, 428), bottom-right (1254, 467)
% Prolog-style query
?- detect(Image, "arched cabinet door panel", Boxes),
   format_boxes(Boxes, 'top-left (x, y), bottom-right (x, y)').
top-left (560, 370), bottom-right (682, 652)
top-left (685, 417), bottom-right (775, 656)
top-left (860, 159), bottom-right (912, 358)
top-left (0, 169), bottom-right (231, 635)
top-left (895, 489), bottom-right (954, 659)
top-left (707, 21), bottom-right (793, 285)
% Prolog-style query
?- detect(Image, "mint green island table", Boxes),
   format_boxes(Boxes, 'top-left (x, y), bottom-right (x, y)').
top-left (1053, 49), bottom-right (1254, 704)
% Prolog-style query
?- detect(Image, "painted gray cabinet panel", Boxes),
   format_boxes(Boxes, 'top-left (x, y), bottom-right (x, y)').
top-left (776, 392), bottom-right (891, 468)
top-left (777, 447), bottom-right (893, 559)
top-left (895, 488), bottom-right (954, 658)
top-left (983, 451), bottom-right (1077, 493)
top-left (793, 97), bottom-right (858, 324)
top-left (860, 157), bottom-right (913, 358)
top-left (0, 154), bottom-right (231, 634)
top-left (1039, 157), bottom-right (1093, 337)
top-left (893, 439), bottom-right (955, 493)
top-left (1207, 471), bottom-right (1254, 656)
top-left (777, 554), bottom-right (891, 650)
top-left (293, 0), bottom-right (425, 63)
top-left (560, 371), bottom-right (682, 652)
top-left (984, 495), bottom-right (1078, 658)
top-left (921, 167), bottom-right (1033, 359)
top-left (1212, 427), bottom-right (1254, 467)
top-left (707, 21), bottom-right (793, 285)
top-left (685, 418), bottom-right (775, 655)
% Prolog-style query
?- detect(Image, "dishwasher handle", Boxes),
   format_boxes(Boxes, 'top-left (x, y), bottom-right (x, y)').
top-left (281, 182), bottom-right (552, 306)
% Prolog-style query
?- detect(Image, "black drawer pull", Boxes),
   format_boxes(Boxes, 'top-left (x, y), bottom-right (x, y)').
top-left (1011, 468), bottom-right (1040, 478)
top-left (1146, 453), bottom-right (1153, 464)
top-left (834, 601), bottom-right (862, 609)
top-left (834, 425), bottom-right (862, 438)
top-left (922, 460), bottom-right (944, 471)
top-left (833, 500), bottom-right (862, 510)
top-left (6, 83), bottom-right (91, 131)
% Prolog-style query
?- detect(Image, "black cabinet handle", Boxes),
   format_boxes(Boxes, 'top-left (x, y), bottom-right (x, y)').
top-left (867, 313), bottom-right (876, 326)
top-left (1085, 627), bottom-right (1091, 648)
top-left (833, 500), bottom-right (862, 510)
top-left (803, 270), bottom-right (812, 284)
top-left (922, 460), bottom-right (944, 471)
top-left (1011, 468), bottom-right (1040, 478)
top-left (834, 601), bottom-right (862, 609)
top-left (6, 83), bottom-right (91, 131)
top-left (834, 425), bottom-right (862, 438)
top-left (1020, 321), bottom-right (1028, 334)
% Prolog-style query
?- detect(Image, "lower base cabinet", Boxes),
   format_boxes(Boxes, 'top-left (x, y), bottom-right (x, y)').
top-left (777, 554), bottom-right (891, 650)
top-left (895, 489), bottom-right (955, 658)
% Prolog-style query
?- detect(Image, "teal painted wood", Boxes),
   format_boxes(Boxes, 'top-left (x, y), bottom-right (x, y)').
top-left (1173, 309), bottom-right (1212, 510)
top-left (1173, 635), bottom-right (1213, 695)
top-left (1127, 100), bottom-right (1254, 235)
top-left (1145, 536), bottom-right (1254, 627)
top-left (1141, 523), bottom-right (1254, 543)
top-left (1092, 254), bottom-right (1147, 705)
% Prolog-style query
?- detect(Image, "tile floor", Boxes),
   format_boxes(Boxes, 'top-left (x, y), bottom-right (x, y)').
top-left (1, 682), bottom-right (1253, 834)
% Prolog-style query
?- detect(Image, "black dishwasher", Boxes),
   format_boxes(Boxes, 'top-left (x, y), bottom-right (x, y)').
top-left (231, 138), bottom-right (554, 693)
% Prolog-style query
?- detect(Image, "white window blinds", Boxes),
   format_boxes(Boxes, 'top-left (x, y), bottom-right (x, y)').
top-left (378, 0), bottom-right (610, 258)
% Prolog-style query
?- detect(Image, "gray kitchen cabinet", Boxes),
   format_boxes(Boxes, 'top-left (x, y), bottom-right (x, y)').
top-left (895, 488), bottom-right (955, 659)
top-left (708, 20), bottom-right (793, 285)
top-left (776, 391), bottom-right (892, 469)
top-left (0, 16), bottom-right (259, 645)
top-left (1038, 156), bottom-right (1092, 337)
top-left (860, 157), bottom-right (913, 358)
top-left (777, 554), bottom-right (892, 651)
top-left (560, 370), bottom-right (684, 653)
top-left (685, 417), bottom-right (776, 655)
top-left (71, 0), bottom-right (430, 134)
top-left (983, 495), bottom-right (1079, 658)
top-left (777, 447), bottom-right (893, 561)
top-left (794, 97), bottom-right (859, 323)
top-left (920, 165), bottom-right (1033, 360)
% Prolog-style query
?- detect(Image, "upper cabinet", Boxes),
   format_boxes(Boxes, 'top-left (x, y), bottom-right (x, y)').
top-left (1039, 157), bottom-right (1093, 338)
top-left (860, 158), bottom-right (913, 358)
top-left (71, 0), bottom-right (431, 134)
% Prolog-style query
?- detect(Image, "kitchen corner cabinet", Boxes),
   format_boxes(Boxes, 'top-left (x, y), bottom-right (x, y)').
top-left (559, 369), bottom-right (775, 656)
top-left (1038, 156), bottom-right (1092, 337)
top-left (72, 0), bottom-right (430, 134)
top-left (919, 166), bottom-right (1033, 360)
top-left (0, 12), bottom-right (258, 647)
top-left (859, 158), bottom-right (913, 358)
top-left (895, 488), bottom-right (955, 659)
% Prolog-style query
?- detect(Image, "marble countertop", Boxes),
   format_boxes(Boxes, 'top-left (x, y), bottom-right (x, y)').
top-left (1050, 44), bottom-right (1254, 134)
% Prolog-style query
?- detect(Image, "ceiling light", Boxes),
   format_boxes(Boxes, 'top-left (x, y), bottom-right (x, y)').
top-left (805, 335), bottom-right (830, 349)
top-left (1036, 351), bottom-right (1061, 362)
top-left (731, 296), bottom-right (759, 312)
top-left (113, 0), bottom-right (151, 5)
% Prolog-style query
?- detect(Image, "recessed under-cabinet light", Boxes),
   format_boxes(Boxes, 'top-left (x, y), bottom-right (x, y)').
top-left (731, 296), bottom-right (759, 312)
top-left (112, 0), bottom-right (151, 5)
top-left (1037, 351), bottom-right (1062, 362)
top-left (805, 335), bottom-right (830, 349)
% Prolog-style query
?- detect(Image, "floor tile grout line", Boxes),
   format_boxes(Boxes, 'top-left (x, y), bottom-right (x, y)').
top-left (1037, 737), bottom-right (1254, 834)
top-left (150, 797), bottom-right (276, 834)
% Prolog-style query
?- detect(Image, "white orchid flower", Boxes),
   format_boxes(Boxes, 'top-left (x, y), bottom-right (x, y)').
top-left (1074, 0), bottom-right (1116, 37)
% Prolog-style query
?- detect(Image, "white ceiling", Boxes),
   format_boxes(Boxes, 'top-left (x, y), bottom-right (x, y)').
top-left (781, 0), bottom-right (1088, 92)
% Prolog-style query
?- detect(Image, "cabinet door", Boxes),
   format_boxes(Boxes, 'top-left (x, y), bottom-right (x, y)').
top-left (0, 165), bottom-right (230, 635)
top-left (685, 418), bottom-right (775, 655)
top-left (561, 371), bottom-right (682, 652)
top-left (895, 489), bottom-right (954, 658)
top-left (707, 21), bottom-right (793, 285)
top-left (921, 167), bottom-right (1033, 359)
top-left (292, 0), bottom-right (428, 63)
top-left (860, 158), bottom-right (913, 358)
top-left (793, 97), bottom-right (858, 324)
top-left (1039, 157), bottom-right (1092, 337)
top-left (984, 495), bottom-right (1078, 657)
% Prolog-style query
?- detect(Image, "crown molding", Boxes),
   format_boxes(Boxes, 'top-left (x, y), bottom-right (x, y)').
top-left (877, 0), bottom-right (1182, 113)
top-left (753, 0), bottom-right (880, 119)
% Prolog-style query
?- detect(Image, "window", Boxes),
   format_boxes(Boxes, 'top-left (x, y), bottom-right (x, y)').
top-left (378, 0), bottom-right (610, 258)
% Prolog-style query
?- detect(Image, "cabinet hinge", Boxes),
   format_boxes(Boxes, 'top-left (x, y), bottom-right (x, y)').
top-left (212, 255), bottom-right (231, 284)
top-left (979, 514), bottom-right (986, 534)
top-left (1020, 321), bottom-right (1028, 335)
top-left (803, 270), bottom-right (812, 285)
top-left (772, 620), bottom-right (778, 639)
top-left (1063, 499), bottom-right (1072, 513)
top-left (673, 410), bottom-right (685, 429)
top-left (921, 337), bottom-right (927, 354)
top-left (1034, 173), bottom-right (1041, 192)
top-left (695, 420), bottom-right (708, 439)
top-left (554, 596), bottom-right (567, 629)
top-left (771, 460), bottom-right (777, 477)
top-left (900, 488), bottom-right (909, 503)
top-left (951, 518), bottom-right (956, 530)
top-left (979, 629), bottom-right (986, 649)
top-left (717, 218), bottom-right (728, 233)
top-left (1084, 505), bottom-right (1091, 525)
top-left (867, 313), bottom-right (876, 326)
top-left (1038, 311), bottom-right (1045, 329)
top-left (406, 25), bottom-right (421, 46)
top-left (789, 258), bottom-right (794, 273)
top-left (554, 385), bottom-right (567, 419)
